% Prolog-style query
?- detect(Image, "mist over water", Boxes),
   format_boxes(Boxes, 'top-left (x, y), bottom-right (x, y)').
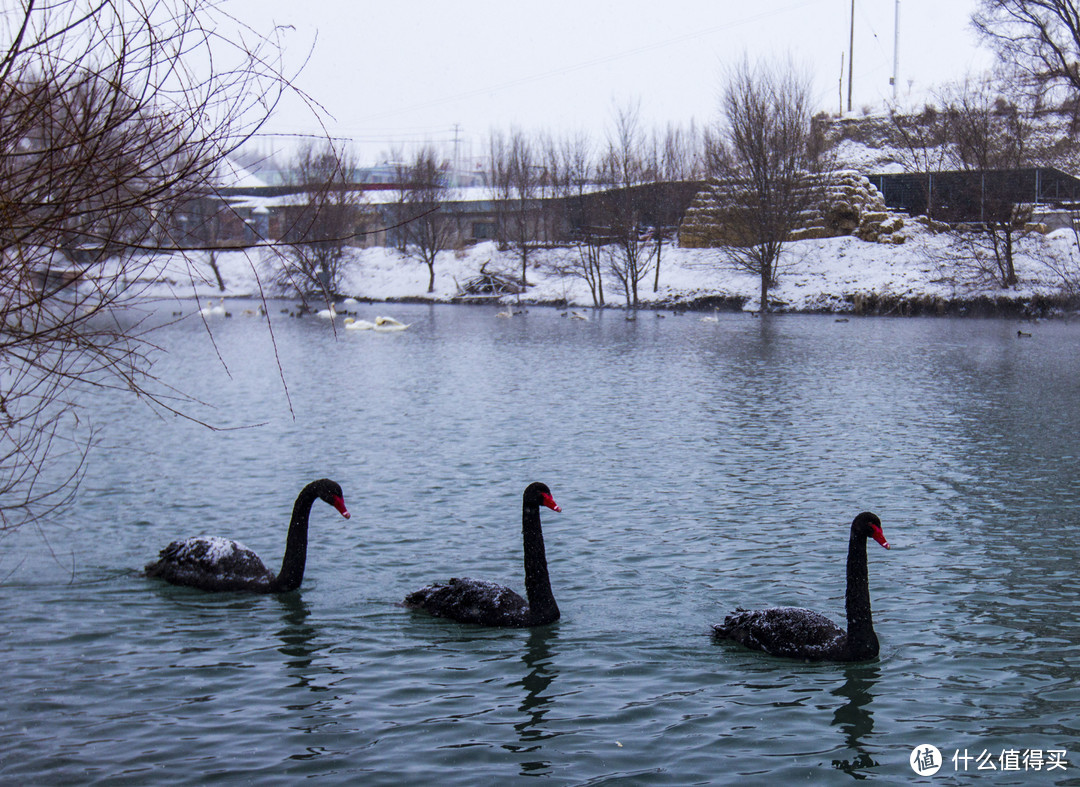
top-left (1, 303), bottom-right (1077, 784)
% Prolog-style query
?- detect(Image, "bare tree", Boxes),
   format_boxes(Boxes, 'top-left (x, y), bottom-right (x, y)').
top-left (382, 148), bottom-right (410, 253)
top-left (273, 140), bottom-right (362, 303)
top-left (973, 0), bottom-right (1080, 100)
top-left (887, 104), bottom-right (955, 174)
top-left (0, 0), bottom-right (293, 530)
top-left (489, 128), bottom-right (541, 284)
top-left (550, 131), bottom-right (607, 307)
top-left (645, 121), bottom-right (706, 292)
top-left (709, 58), bottom-right (822, 311)
top-left (938, 77), bottom-right (1036, 286)
top-left (401, 145), bottom-right (457, 293)
top-left (597, 102), bottom-right (655, 308)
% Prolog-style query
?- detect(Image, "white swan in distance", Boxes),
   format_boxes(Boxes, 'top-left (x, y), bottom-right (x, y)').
top-left (316, 305), bottom-right (337, 319)
top-left (374, 316), bottom-right (410, 332)
top-left (200, 298), bottom-right (226, 317)
top-left (344, 317), bottom-right (375, 330)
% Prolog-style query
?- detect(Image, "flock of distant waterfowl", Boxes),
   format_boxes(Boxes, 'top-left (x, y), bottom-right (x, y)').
top-left (193, 296), bottom-right (411, 331)
top-left (144, 479), bottom-right (890, 663)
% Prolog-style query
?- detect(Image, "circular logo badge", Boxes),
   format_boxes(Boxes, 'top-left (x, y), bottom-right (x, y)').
top-left (910, 744), bottom-right (942, 776)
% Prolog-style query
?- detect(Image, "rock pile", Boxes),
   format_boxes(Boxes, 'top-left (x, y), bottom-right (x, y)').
top-left (679, 170), bottom-right (907, 247)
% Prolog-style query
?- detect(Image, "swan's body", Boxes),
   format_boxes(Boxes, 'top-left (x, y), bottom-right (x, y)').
top-left (317, 306), bottom-right (337, 319)
top-left (405, 482), bottom-right (561, 627)
top-left (344, 317), bottom-right (375, 330)
top-left (145, 479), bottom-right (350, 593)
top-left (570, 311), bottom-right (589, 321)
top-left (374, 316), bottom-right (410, 332)
top-left (713, 512), bottom-right (889, 662)
top-left (200, 298), bottom-right (226, 317)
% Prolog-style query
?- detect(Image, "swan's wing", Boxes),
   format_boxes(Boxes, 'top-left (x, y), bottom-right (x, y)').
top-left (405, 577), bottom-right (528, 625)
top-left (713, 606), bottom-right (845, 659)
top-left (146, 536), bottom-right (273, 589)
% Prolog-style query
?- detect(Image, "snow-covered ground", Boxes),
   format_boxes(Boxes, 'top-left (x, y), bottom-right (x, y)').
top-left (145, 223), bottom-right (1080, 314)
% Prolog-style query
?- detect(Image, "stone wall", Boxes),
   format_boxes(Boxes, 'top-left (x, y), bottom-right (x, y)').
top-left (679, 170), bottom-right (907, 248)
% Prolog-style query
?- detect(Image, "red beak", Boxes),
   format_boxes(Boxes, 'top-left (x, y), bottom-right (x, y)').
top-left (540, 492), bottom-right (561, 512)
top-left (333, 496), bottom-right (351, 519)
top-left (871, 527), bottom-right (889, 549)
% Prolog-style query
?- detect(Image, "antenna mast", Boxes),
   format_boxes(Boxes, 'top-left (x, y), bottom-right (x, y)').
top-left (891, 0), bottom-right (901, 101)
top-left (847, 0), bottom-right (855, 113)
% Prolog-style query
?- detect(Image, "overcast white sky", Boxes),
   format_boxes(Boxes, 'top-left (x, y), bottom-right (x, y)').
top-left (224, 0), bottom-right (993, 165)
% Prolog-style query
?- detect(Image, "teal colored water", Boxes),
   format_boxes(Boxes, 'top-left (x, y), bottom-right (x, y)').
top-left (1, 304), bottom-right (1078, 784)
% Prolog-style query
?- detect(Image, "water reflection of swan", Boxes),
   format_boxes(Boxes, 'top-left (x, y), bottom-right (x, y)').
top-left (506, 626), bottom-right (560, 775)
top-left (829, 663), bottom-right (881, 777)
top-left (275, 593), bottom-right (318, 674)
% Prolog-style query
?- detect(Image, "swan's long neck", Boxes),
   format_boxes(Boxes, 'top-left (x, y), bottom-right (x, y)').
top-left (844, 531), bottom-right (878, 659)
top-left (522, 502), bottom-right (558, 625)
top-left (271, 485), bottom-right (319, 593)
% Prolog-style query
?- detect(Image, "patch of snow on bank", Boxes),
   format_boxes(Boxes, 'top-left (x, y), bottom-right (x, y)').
top-left (135, 229), bottom-right (1080, 313)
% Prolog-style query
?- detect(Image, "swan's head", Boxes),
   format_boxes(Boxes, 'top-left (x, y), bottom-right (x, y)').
top-left (524, 482), bottom-right (561, 513)
top-left (313, 478), bottom-right (350, 519)
top-left (852, 511), bottom-right (888, 549)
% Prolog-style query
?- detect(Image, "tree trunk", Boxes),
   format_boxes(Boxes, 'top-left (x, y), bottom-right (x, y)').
top-left (207, 250), bottom-right (226, 291)
top-left (1004, 229), bottom-right (1017, 287)
top-left (653, 237), bottom-right (662, 292)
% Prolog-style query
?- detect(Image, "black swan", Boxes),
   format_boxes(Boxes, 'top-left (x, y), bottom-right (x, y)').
top-left (712, 512), bottom-right (889, 662)
top-left (145, 479), bottom-right (350, 593)
top-left (404, 482), bottom-right (561, 627)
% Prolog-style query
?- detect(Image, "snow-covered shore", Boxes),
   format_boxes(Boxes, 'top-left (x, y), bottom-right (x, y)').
top-left (148, 223), bottom-right (1080, 316)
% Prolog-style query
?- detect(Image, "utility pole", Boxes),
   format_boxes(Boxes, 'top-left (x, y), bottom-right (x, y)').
top-left (891, 0), bottom-right (901, 102)
top-left (847, 0), bottom-right (854, 113)
top-left (452, 123), bottom-right (461, 177)
top-left (839, 53), bottom-right (845, 115)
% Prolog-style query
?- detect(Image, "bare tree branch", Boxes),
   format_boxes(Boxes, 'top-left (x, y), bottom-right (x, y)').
top-left (0, 0), bottom-right (302, 531)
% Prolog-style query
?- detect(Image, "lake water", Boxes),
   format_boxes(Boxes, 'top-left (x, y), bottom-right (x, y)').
top-left (1, 302), bottom-right (1079, 785)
